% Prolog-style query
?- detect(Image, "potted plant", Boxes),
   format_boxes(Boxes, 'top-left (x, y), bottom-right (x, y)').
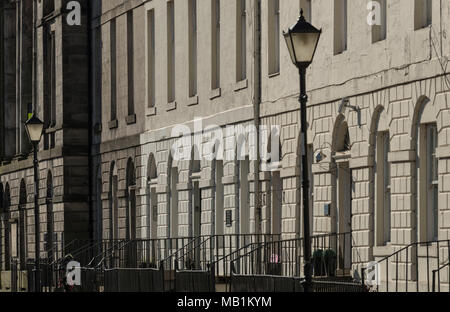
top-left (266, 254), bottom-right (282, 276)
top-left (312, 249), bottom-right (324, 276)
top-left (323, 249), bottom-right (337, 277)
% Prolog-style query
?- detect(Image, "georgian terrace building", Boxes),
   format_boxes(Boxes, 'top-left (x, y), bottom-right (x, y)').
top-left (0, 0), bottom-right (91, 287)
top-left (1, 0), bottom-right (450, 291)
top-left (94, 0), bottom-right (450, 288)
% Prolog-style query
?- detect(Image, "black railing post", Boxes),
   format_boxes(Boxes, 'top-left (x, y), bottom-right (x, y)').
top-left (406, 248), bottom-right (409, 292)
top-left (299, 65), bottom-right (312, 292)
top-left (209, 263), bottom-right (215, 292)
top-left (416, 244), bottom-right (419, 292)
top-left (32, 143), bottom-right (41, 293)
top-left (427, 244), bottom-right (430, 292)
top-left (432, 270), bottom-right (436, 293)
top-left (386, 257), bottom-right (389, 292)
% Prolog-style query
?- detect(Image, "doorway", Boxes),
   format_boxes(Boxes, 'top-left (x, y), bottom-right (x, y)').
top-left (336, 161), bottom-right (352, 273)
top-left (192, 181), bottom-right (201, 268)
top-left (271, 171), bottom-right (282, 235)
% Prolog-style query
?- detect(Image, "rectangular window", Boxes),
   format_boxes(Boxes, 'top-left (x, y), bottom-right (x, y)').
top-left (236, 0), bottom-right (246, 82)
top-left (268, 0), bottom-right (280, 75)
top-left (147, 10), bottom-right (155, 108)
top-left (50, 31), bottom-right (56, 127)
top-left (414, 0), bottom-right (432, 30)
top-left (189, 0), bottom-right (197, 97)
top-left (43, 27), bottom-right (51, 129)
top-left (372, 0), bottom-right (386, 43)
top-left (127, 11), bottom-right (135, 117)
top-left (334, 0), bottom-right (347, 55)
top-left (211, 0), bottom-right (221, 90)
top-left (110, 19), bottom-right (117, 121)
top-left (427, 124), bottom-right (438, 241)
top-left (50, 29), bottom-right (56, 148)
top-left (167, 1), bottom-right (175, 103)
top-left (300, 0), bottom-right (312, 23)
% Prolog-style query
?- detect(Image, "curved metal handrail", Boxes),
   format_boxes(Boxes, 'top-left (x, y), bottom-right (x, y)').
top-left (160, 237), bottom-right (197, 268)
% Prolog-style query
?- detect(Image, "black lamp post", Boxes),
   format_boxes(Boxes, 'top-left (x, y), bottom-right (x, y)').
top-left (25, 112), bottom-right (44, 292)
top-left (283, 9), bottom-right (321, 293)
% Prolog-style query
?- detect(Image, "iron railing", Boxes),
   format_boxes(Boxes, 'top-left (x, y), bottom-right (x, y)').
top-left (229, 232), bottom-right (353, 279)
top-left (15, 232), bottom-right (357, 292)
top-left (372, 239), bottom-right (450, 292)
top-left (432, 262), bottom-right (450, 292)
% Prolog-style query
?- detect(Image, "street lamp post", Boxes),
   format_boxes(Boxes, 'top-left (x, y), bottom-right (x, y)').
top-left (25, 112), bottom-right (44, 293)
top-left (283, 9), bottom-right (321, 293)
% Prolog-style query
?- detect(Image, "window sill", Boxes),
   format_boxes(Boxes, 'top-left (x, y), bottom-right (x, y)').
top-left (167, 101), bottom-right (177, 112)
top-left (210, 88), bottom-right (221, 100)
top-left (187, 95), bottom-right (199, 106)
top-left (94, 123), bottom-right (102, 133)
top-left (268, 71), bottom-right (280, 78)
top-left (234, 79), bottom-right (248, 92)
top-left (372, 38), bottom-right (386, 44)
top-left (45, 127), bottom-right (56, 134)
top-left (333, 49), bottom-right (347, 56)
top-left (126, 114), bottom-right (136, 125)
top-left (414, 24), bottom-right (431, 32)
top-left (108, 119), bottom-right (118, 129)
top-left (146, 107), bottom-right (157, 117)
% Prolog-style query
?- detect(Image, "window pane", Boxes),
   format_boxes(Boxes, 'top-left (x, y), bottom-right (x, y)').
top-left (384, 132), bottom-right (391, 243)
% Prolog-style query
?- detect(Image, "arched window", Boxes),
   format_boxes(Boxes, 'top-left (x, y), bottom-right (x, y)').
top-left (239, 156), bottom-right (250, 234)
top-left (168, 153), bottom-right (178, 238)
top-left (95, 166), bottom-right (103, 243)
top-left (109, 162), bottom-right (118, 240)
top-left (2, 184), bottom-right (11, 270)
top-left (19, 180), bottom-right (27, 266)
top-left (331, 115), bottom-right (352, 271)
top-left (413, 97), bottom-right (439, 242)
top-left (267, 132), bottom-right (282, 235)
top-left (211, 143), bottom-right (224, 237)
top-left (46, 171), bottom-right (54, 261)
top-left (370, 107), bottom-right (391, 247)
top-left (147, 154), bottom-right (158, 240)
top-left (126, 158), bottom-right (136, 240)
top-left (190, 146), bottom-right (201, 238)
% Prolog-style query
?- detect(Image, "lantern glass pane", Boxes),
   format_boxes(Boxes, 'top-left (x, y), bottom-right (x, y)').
top-left (284, 33), bottom-right (296, 64)
top-left (26, 123), bottom-right (44, 143)
top-left (291, 32), bottom-right (320, 63)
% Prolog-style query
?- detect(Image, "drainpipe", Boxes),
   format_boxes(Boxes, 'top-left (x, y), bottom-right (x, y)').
top-left (87, 0), bottom-right (94, 241)
top-left (253, 0), bottom-right (262, 236)
top-left (32, 0), bottom-right (36, 114)
top-left (0, 1), bottom-right (4, 159)
top-left (16, 0), bottom-right (21, 156)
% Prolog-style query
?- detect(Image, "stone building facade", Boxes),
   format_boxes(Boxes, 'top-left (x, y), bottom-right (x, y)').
top-left (2, 0), bottom-right (450, 291)
top-left (93, 0), bottom-right (450, 288)
top-left (0, 0), bottom-right (91, 282)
